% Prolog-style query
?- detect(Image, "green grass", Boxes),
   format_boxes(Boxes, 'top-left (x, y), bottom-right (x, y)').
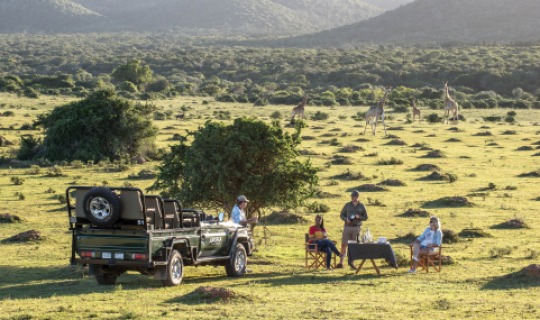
top-left (1, 93), bottom-right (540, 319)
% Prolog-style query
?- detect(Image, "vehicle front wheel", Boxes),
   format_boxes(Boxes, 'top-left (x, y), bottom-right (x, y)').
top-left (225, 244), bottom-right (247, 277)
top-left (163, 250), bottom-right (184, 286)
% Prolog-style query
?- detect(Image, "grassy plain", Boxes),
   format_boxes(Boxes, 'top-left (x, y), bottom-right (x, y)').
top-left (0, 93), bottom-right (539, 319)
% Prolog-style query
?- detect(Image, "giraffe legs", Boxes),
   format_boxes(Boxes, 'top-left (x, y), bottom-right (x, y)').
top-left (381, 117), bottom-right (387, 136)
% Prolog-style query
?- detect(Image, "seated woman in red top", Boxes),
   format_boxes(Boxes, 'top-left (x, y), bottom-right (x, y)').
top-left (309, 214), bottom-right (343, 269)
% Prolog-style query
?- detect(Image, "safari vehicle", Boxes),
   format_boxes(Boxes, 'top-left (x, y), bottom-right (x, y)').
top-left (66, 186), bottom-right (254, 286)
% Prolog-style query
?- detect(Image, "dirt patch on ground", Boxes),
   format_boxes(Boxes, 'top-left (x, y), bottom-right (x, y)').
top-left (445, 138), bottom-right (462, 142)
top-left (262, 210), bottom-right (307, 225)
top-left (422, 196), bottom-right (474, 208)
top-left (2, 230), bottom-right (44, 243)
top-left (516, 146), bottom-right (534, 151)
top-left (378, 179), bottom-right (406, 186)
top-left (412, 164), bottom-right (441, 171)
top-left (0, 213), bottom-right (22, 223)
top-left (400, 208), bottom-right (430, 218)
top-left (356, 184), bottom-right (389, 192)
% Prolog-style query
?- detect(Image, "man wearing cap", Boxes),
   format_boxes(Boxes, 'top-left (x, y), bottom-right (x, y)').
top-left (231, 195), bottom-right (258, 227)
top-left (336, 190), bottom-right (368, 268)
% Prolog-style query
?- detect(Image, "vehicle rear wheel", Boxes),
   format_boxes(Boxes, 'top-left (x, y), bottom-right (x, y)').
top-left (89, 265), bottom-right (118, 285)
top-left (163, 250), bottom-right (184, 286)
top-left (225, 244), bottom-right (247, 277)
top-left (82, 187), bottom-right (122, 227)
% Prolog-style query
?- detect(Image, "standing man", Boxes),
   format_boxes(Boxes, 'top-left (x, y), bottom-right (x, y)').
top-left (336, 190), bottom-right (368, 268)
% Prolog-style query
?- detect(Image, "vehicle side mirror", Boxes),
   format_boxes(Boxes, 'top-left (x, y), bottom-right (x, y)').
top-left (218, 212), bottom-right (224, 222)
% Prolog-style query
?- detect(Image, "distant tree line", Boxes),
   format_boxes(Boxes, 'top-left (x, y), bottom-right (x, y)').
top-left (0, 34), bottom-right (539, 109)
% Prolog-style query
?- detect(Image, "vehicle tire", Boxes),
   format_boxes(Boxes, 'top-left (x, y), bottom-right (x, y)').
top-left (225, 244), bottom-right (247, 277)
top-left (89, 265), bottom-right (118, 285)
top-left (162, 250), bottom-right (184, 286)
top-left (82, 187), bottom-right (122, 227)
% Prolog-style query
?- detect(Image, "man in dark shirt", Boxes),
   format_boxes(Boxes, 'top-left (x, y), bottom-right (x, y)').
top-left (336, 190), bottom-right (368, 268)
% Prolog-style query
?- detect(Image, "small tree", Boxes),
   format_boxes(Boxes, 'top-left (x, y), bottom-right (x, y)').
top-left (35, 89), bottom-right (157, 162)
top-left (149, 118), bottom-right (318, 218)
top-left (111, 60), bottom-right (154, 90)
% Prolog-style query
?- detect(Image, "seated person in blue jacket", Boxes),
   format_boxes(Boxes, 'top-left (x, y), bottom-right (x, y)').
top-left (409, 216), bottom-right (443, 273)
top-left (308, 214), bottom-right (344, 269)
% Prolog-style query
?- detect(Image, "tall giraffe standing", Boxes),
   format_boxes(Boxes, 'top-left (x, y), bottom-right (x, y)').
top-left (364, 87), bottom-right (390, 136)
top-left (291, 95), bottom-right (309, 120)
top-left (443, 82), bottom-right (459, 123)
top-left (411, 99), bottom-right (421, 121)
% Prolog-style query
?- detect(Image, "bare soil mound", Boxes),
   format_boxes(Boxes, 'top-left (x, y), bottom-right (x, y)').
top-left (356, 184), bottom-right (388, 192)
top-left (378, 179), bottom-right (406, 186)
top-left (385, 139), bottom-right (407, 146)
top-left (400, 208), bottom-right (430, 218)
top-left (0, 213), bottom-right (22, 223)
top-left (193, 286), bottom-right (237, 301)
top-left (522, 265), bottom-right (540, 277)
top-left (491, 218), bottom-right (529, 229)
top-left (518, 170), bottom-right (540, 177)
top-left (3, 230), bottom-right (44, 243)
top-left (412, 164), bottom-right (441, 171)
top-left (421, 149), bottom-right (445, 158)
top-left (445, 138), bottom-right (462, 142)
top-left (422, 196), bottom-right (474, 208)
top-left (339, 144), bottom-right (365, 153)
top-left (443, 229), bottom-right (459, 243)
top-left (262, 210), bottom-right (307, 225)
top-left (516, 146), bottom-right (534, 151)
top-left (458, 228), bottom-right (492, 238)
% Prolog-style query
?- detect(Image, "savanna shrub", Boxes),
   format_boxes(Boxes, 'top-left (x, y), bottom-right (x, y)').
top-left (35, 89), bottom-right (157, 162)
top-left (426, 113), bottom-right (442, 123)
top-left (311, 111), bottom-right (329, 121)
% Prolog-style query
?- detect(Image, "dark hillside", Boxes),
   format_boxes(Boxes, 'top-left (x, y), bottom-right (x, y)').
top-left (280, 0), bottom-right (540, 45)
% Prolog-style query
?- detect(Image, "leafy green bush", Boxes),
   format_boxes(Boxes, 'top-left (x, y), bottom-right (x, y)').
top-left (306, 202), bottom-right (330, 213)
top-left (426, 113), bottom-right (442, 123)
top-left (311, 111), bottom-right (329, 121)
top-left (35, 89), bottom-right (157, 162)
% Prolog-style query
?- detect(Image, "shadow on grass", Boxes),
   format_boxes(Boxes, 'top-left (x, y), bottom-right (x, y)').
top-left (0, 265), bottom-right (164, 300)
top-left (482, 270), bottom-right (540, 290)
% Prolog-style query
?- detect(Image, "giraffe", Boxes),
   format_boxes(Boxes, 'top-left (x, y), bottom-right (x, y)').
top-left (443, 82), bottom-right (459, 123)
top-left (364, 87), bottom-right (390, 136)
top-left (291, 95), bottom-right (309, 120)
top-left (411, 99), bottom-right (421, 121)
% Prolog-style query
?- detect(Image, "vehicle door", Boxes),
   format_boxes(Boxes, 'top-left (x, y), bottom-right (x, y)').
top-left (199, 213), bottom-right (230, 257)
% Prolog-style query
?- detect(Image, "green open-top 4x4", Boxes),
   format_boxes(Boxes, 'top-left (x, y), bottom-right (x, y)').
top-left (67, 186), bottom-right (255, 286)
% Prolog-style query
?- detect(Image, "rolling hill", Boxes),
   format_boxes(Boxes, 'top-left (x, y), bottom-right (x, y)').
top-left (0, 0), bottom-right (111, 33)
top-left (1, 0), bottom-right (389, 36)
top-left (282, 0), bottom-right (540, 45)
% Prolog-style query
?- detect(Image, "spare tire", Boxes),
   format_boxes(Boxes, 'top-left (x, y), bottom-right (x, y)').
top-left (83, 187), bottom-right (122, 227)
